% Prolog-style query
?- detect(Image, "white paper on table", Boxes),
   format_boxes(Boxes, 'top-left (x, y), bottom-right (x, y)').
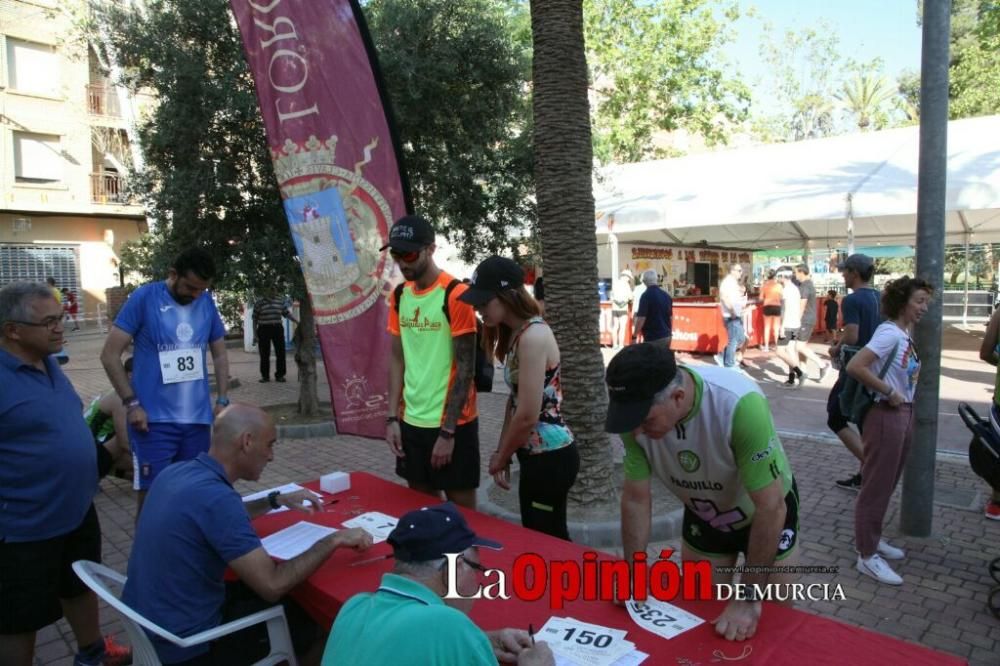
top-left (537, 617), bottom-right (634, 666)
top-left (261, 521), bottom-right (336, 560)
top-left (626, 599), bottom-right (704, 640)
top-left (610, 650), bottom-right (648, 666)
top-left (242, 483), bottom-right (314, 514)
top-left (552, 650), bottom-right (647, 666)
top-left (342, 511), bottom-right (398, 544)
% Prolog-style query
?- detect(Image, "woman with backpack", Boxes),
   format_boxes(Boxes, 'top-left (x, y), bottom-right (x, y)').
top-left (846, 276), bottom-right (934, 586)
top-left (459, 256), bottom-right (579, 540)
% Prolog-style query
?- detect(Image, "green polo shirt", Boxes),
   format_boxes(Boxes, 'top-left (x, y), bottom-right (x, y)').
top-left (322, 573), bottom-right (496, 666)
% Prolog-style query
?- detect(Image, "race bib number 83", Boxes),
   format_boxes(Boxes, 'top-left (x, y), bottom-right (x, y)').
top-left (159, 349), bottom-right (204, 384)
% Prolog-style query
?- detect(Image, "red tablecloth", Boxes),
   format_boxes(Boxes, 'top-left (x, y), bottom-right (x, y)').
top-left (253, 473), bottom-right (965, 666)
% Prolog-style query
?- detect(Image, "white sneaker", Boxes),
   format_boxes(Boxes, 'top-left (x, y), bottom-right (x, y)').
top-left (857, 554), bottom-right (903, 585)
top-left (877, 539), bottom-right (905, 560)
top-left (761, 345), bottom-right (769, 352)
top-left (713, 353), bottom-right (724, 366)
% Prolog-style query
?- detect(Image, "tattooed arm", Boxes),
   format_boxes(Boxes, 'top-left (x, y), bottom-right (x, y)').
top-left (430, 332), bottom-right (476, 469)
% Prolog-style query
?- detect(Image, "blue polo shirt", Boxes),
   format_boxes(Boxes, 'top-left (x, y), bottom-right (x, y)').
top-left (637, 285), bottom-right (673, 341)
top-left (114, 282), bottom-right (226, 425)
top-left (0, 348), bottom-right (96, 542)
top-left (123, 453), bottom-right (261, 664)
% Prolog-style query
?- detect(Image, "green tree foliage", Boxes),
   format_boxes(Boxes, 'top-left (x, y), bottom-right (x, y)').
top-left (752, 22), bottom-right (843, 142)
top-left (913, 0), bottom-right (1000, 118)
top-left (583, 0), bottom-right (750, 164)
top-left (949, 0), bottom-right (1000, 117)
top-left (836, 61), bottom-right (899, 131)
top-left (364, 0), bottom-right (534, 260)
top-left (91, 0), bottom-right (536, 273)
top-left (896, 69), bottom-right (921, 122)
top-left (91, 0), bottom-right (298, 296)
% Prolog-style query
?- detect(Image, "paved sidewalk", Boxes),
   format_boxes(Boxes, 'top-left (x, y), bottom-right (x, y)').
top-left (32, 329), bottom-right (1000, 665)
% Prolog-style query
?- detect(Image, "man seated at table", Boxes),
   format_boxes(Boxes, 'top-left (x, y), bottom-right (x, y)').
top-left (322, 503), bottom-right (554, 665)
top-left (123, 403), bottom-right (373, 665)
top-left (605, 344), bottom-right (800, 643)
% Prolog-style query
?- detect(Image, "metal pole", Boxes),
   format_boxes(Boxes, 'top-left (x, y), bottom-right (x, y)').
top-left (609, 232), bottom-right (620, 281)
top-left (901, 0), bottom-right (950, 537)
top-left (963, 233), bottom-right (970, 326)
top-left (846, 193), bottom-right (855, 256)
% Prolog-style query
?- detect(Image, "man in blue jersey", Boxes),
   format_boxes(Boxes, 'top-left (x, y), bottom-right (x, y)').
top-left (101, 247), bottom-right (231, 515)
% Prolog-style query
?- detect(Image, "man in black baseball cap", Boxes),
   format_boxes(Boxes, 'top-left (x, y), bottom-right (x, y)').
top-left (605, 343), bottom-right (800, 644)
top-left (457, 256), bottom-right (525, 307)
top-left (604, 342), bottom-right (678, 434)
top-left (380, 214), bottom-right (436, 253)
top-left (323, 502), bottom-right (554, 665)
top-left (384, 214), bottom-right (481, 512)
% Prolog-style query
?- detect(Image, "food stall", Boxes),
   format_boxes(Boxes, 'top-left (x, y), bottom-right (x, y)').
top-left (598, 243), bottom-right (761, 353)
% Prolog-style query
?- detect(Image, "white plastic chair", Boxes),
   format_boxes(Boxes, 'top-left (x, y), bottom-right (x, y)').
top-left (72, 561), bottom-right (298, 666)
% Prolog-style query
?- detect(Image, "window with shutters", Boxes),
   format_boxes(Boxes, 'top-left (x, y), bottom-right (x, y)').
top-left (5, 38), bottom-right (61, 98)
top-left (0, 245), bottom-right (80, 294)
top-left (13, 131), bottom-right (65, 184)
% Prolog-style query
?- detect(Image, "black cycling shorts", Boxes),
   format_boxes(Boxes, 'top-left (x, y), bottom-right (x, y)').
top-left (681, 480), bottom-right (799, 561)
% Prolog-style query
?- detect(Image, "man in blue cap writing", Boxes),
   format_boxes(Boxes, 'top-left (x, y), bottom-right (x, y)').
top-left (322, 502), bottom-right (553, 665)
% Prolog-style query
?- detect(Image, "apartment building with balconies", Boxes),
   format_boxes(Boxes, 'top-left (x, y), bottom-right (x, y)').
top-left (0, 0), bottom-right (148, 323)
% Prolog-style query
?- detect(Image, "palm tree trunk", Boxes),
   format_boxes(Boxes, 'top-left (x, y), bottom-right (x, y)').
top-left (530, 0), bottom-right (614, 505)
top-left (295, 298), bottom-right (320, 415)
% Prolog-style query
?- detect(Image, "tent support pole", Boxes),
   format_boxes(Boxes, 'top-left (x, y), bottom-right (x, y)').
top-left (846, 194), bottom-right (855, 256)
top-left (902, 0), bottom-right (951, 539)
top-left (609, 233), bottom-right (619, 281)
top-left (963, 232), bottom-right (970, 326)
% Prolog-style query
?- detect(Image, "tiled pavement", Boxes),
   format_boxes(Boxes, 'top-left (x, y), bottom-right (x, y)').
top-left (34, 327), bottom-right (1000, 665)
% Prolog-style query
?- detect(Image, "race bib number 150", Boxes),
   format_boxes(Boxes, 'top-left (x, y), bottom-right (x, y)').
top-left (159, 350), bottom-right (204, 384)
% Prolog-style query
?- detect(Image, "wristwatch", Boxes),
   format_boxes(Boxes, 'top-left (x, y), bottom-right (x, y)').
top-left (216, 396), bottom-right (231, 407)
top-left (439, 429), bottom-right (455, 441)
top-left (267, 490), bottom-right (282, 510)
top-left (386, 416), bottom-right (399, 424)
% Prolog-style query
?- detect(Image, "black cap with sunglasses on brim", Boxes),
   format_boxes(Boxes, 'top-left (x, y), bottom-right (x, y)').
top-left (380, 214), bottom-right (436, 253)
top-left (604, 343), bottom-right (679, 434)
top-left (457, 256), bottom-right (525, 307)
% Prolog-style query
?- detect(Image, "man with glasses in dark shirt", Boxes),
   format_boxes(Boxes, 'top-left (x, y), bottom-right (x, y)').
top-left (0, 282), bottom-right (130, 666)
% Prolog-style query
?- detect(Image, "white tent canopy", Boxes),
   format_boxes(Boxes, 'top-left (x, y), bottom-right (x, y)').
top-left (594, 115), bottom-right (1000, 251)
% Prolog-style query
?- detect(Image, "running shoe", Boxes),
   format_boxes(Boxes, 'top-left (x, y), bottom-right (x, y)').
top-left (835, 473), bottom-right (862, 491)
top-left (877, 539), bottom-right (905, 560)
top-left (857, 554), bottom-right (903, 585)
top-left (986, 500), bottom-right (1000, 521)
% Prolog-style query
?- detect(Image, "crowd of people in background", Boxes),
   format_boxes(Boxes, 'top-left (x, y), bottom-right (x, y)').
top-left (6, 209), bottom-right (1000, 664)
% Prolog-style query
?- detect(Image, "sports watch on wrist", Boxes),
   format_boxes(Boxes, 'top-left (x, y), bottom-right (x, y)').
top-left (267, 490), bottom-right (282, 510)
top-left (216, 396), bottom-right (231, 407)
top-left (439, 429), bottom-right (455, 441)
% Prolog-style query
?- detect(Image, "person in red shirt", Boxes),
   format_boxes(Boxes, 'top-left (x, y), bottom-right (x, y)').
top-left (61, 288), bottom-right (81, 331)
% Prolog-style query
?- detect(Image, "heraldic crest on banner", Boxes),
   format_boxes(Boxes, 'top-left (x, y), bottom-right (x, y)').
top-left (272, 135), bottom-right (394, 325)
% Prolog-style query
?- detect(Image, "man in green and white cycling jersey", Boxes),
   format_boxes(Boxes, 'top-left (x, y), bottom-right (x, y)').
top-left (605, 343), bottom-right (801, 642)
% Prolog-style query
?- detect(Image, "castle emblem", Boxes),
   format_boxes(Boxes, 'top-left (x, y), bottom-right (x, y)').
top-left (272, 135), bottom-right (394, 324)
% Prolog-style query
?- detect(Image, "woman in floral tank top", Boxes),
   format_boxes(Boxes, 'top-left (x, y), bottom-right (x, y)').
top-left (460, 257), bottom-right (579, 540)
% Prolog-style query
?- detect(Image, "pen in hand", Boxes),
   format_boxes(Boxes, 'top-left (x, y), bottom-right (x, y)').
top-left (528, 623), bottom-right (535, 646)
